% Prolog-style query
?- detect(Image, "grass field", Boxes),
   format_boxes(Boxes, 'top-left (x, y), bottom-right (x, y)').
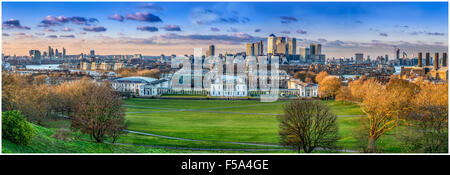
top-left (121, 98), bottom-right (403, 152)
top-left (2, 123), bottom-right (170, 153)
top-left (3, 98), bottom-right (403, 153)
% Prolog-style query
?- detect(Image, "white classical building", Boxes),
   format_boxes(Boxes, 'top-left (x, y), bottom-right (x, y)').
top-left (110, 76), bottom-right (170, 96)
top-left (288, 79), bottom-right (319, 97)
top-left (210, 75), bottom-right (248, 97)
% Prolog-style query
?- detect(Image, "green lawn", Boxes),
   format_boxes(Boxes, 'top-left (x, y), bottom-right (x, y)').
top-left (4, 98), bottom-right (403, 153)
top-left (2, 123), bottom-right (170, 153)
top-left (120, 98), bottom-right (402, 152)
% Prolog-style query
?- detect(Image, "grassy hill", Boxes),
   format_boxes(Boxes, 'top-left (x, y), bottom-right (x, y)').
top-left (2, 123), bottom-right (169, 153)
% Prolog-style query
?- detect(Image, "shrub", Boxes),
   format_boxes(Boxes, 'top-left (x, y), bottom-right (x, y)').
top-left (2, 110), bottom-right (34, 146)
top-left (52, 129), bottom-right (72, 141)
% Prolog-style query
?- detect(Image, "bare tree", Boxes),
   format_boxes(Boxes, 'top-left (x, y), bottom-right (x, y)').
top-left (70, 80), bottom-right (127, 143)
top-left (278, 100), bottom-right (340, 153)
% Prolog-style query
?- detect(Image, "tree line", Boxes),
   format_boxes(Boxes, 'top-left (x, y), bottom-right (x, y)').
top-left (2, 72), bottom-right (127, 143)
top-left (280, 71), bottom-right (448, 153)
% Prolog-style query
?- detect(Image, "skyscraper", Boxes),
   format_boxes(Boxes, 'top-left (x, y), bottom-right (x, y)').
top-left (418, 52), bottom-right (423, 67)
top-left (206, 45), bottom-right (215, 57)
top-left (90, 50), bottom-right (95, 57)
top-left (63, 48), bottom-right (66, 58)
top-left (246, 40), bottom-right (264, 56)
top-left (288, 38), bottom-right (296, 55)
top-left (258, 40), bottom-right (264, 56)
top-left (355, 53), bottom-right (364, 63)
top-left (48, 46), bottom-right (52, 58)
top-left (395, 48), bottom-right (400, 60)
top-left (434, 52), bottom-right (439, 70)
top-left (246, 43), bottom-right (255, 56)
top-left (299, 47), bottom-right (310, 62)
top-left (267, 34), bottom-right (276, 55)
top-left (29, 50), bottom-right (41, 64)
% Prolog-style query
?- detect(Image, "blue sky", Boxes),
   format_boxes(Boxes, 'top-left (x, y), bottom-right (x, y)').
top-left (2, 1), bottom-right (448, 58)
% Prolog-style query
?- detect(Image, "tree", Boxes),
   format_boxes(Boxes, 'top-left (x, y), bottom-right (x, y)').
top-left (2, 110), bottom-right (34, 146)
top-left (318, 76), bottom-right (341, 99)
top-left (278, 100), bottom-right (340, 153)
top-left (335, 86), bottom-right (352, 104)
top-left (360, 79), bottom-right (414, 152)
top-left (348, 77), bottom-right (376, 103)
top-left (70, 80), bottom-right (127, 143)
top-left (294, 71), bottom-right (317, 83)
top-left (400, 82), bottom-right (448, 153)
top-left (315, 71), bottom-right (328, 84)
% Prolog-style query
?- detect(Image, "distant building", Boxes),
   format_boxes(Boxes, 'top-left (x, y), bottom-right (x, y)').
top-left (355, 53), bottom-right (364, 63)
top-left (90, 50), bottom-right (95, 57)
top-left (288, 79), bottom-right (318, 97)
top-left (267, 34), bottom-right (276, 55)
top-left (245, 40), bottom-right (264, 56)
top-left (310, 44), bottom-right (324, 63)
top-left (29, 50), bottom-right (41, 64)
top-left (246, 43), bottom-right (255, 56)
top-left (395, 48), bottom-right (400, 60)
top-left (206, 45), bottom-right (215, 57)
top-left (298, 47), bottom-right (310, 62)
top-left (288, 38), bottom-right (296, 55)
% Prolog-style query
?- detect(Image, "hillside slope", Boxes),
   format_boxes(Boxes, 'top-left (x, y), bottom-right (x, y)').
top-left (2, 123), bottom-right (169, 153)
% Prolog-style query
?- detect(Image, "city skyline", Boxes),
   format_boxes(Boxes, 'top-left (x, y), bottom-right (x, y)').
top-left (2, 2), bottom-right (448, 58)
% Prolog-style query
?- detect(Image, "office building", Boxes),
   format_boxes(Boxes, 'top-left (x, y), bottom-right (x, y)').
top-left (355, 53), bottom-right (364, 63)
top-left (299, 47), bottom-right (310, 62)
top-left (288, 38), bottom-right (296, 55)
top-left (267, 34), bottom-right (276, 55)
top-left (206, 45), bottom-right (215, 57)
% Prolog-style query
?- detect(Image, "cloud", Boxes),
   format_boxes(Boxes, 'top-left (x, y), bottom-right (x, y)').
top-left (280, 30), bottom-right (290, 34)
top-left (2, 19), bottom-right (31, 30)
top-left (83, 26), bottom-right (107, 32)
top-left (63, 27), bottom-right (72, 32)
top-left (409, 31), bottom-right (422, 35)
top-left (139, 3), bottom-right (163, 10)
top-left (126, 12), bottom-right (162, 23)
top-left (124, 32), bottom-right (264, 45)
top-left (35, 33), bottom-right (45, 36)
top-left (137, 26), bottom-right (159, 32)
top-left (39, 15), bottom-right (98, 27)
top-left (45, 28), bottom-right (57, 32)
top-left (318, 38), bottom-right (328, 43)
top-left (426, 32), bottom-right (445, 36)
top-left (227, 28), bottom-right (239, 32)
top-left (14, 32), bottom-right (33, 38)
top-left (3, 33), bottom-right (9, 36)
top-left (379, 32), bottom-right (388, 37)
top-left (47, 35), bottom-right (58, 38)
top-left (60, 34), bottom-right (75, 38)
top-left (78, 32), bottom-right (87, 35)
top-left (108, 14), bottom-right (124, 22)
top-left (190, 8), bottom-right (250, 25)
top-left (280, 16), bottom-right (297, 24)
top-left (162, 25), bottom-right (181, 31)
top-left (254, 29), bottom-right (261, 32)
top-left (296, 29), bottom-right (307, 34)
top-left (210, 27), bottom-right (220, 32)
top-left (396, 25), bottom-right (409, 28)
top-left (355, 20), bottom-right (363, 24)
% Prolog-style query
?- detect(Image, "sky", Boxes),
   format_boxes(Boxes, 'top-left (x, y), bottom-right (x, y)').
top-left (1, 1), bottom-right (448, 58)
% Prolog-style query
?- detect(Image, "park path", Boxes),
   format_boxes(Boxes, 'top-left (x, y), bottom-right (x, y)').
top-left (123, 129), bottom-right (357, 153)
